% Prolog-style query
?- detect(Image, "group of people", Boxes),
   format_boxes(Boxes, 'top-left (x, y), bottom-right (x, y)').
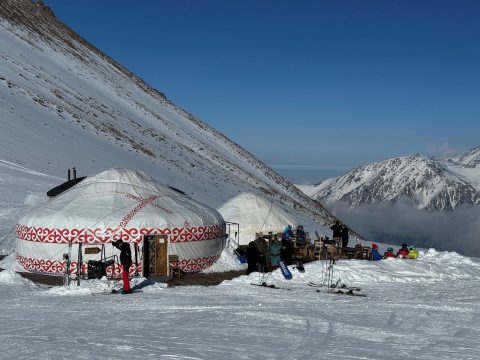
top-left (245, 237), bottom-right (285, 275)
top-left (371, 243), bottom-right (418, 261)
top-left (244, 220), bottom-right (421, 274)
top-left (281, 224), bottom-right (306, 242)
top-left (244, 224), bottom-right (307, 275)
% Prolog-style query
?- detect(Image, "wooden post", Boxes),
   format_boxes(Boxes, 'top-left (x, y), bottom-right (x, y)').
top-left (77, 242), bottom-right (82, 286)
top-left (134, 243), bottom-right (139, 277)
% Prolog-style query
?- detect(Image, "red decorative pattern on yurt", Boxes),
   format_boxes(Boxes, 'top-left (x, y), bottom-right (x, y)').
top-left (15, 224), bottom-right (225, 244)
top-left (17, 255), bottom-right (220, 275)
top-left (118, 195), bottom-right (159, 227)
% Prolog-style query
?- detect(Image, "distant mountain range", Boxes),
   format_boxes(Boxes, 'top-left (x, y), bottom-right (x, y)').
top-left (298, 146), bottom-right (480, 212)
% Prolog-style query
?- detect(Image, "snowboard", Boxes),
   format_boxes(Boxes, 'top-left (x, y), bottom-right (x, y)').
top-left (278, 260), bottom-right (292, 280)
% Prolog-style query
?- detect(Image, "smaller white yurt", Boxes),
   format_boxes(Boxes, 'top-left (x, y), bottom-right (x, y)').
top-left (217, 192), bottom-right (297, 245)
top-left (15, 169), bottom-right (226, 277)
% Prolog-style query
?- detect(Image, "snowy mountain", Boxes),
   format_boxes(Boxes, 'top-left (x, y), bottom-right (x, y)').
top-left (445, 146), bottom-right (480, 168)
top-left (0, 0), bottom-right (336, 251)
top-left (299, 148), bottom-right (480, 211)
top-left (297, 147), bottom-right (480, 256)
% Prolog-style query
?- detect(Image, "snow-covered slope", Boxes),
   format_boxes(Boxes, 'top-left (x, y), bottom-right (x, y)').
top-left (299, 149), bottom-right (480, 211)
top-left (0, 0), bottom-right (335, 251)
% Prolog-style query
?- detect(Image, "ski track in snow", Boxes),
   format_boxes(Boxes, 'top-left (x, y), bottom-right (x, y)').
top-left (1, 251), bottom-right (480, 360)
top-left (0, 159), bottom-right (64, 180)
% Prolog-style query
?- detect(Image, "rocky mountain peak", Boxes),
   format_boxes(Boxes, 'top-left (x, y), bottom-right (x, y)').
top-left (305, 149), bottom-right (480, 211)
top-left (445, 146), bottom-right (480, 168)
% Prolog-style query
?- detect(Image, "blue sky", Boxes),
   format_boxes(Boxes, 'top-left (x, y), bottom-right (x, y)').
top-left (45, 0), bottom-right (480, 183)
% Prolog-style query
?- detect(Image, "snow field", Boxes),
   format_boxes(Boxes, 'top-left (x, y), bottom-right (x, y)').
top-left (1, 249), bottom-right (480, 359)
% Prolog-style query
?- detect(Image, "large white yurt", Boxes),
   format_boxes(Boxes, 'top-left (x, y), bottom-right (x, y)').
top-left (217, 192), bottom-right (297, 245)
top-left (15, 168), bottom-right (226, 276)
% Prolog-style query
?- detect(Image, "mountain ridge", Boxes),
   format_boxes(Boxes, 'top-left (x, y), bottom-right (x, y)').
top-left (0, 0), bottom-right (339, 249)
top-left (299, 146), bottom-right (480, 211)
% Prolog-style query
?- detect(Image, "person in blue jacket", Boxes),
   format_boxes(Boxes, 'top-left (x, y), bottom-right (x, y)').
top-left (282, 225), bottom-right (294, 241)
top-left (295, 225), bottom-right (306, 242)
top-left (371, 243), bottom-right (383, 261)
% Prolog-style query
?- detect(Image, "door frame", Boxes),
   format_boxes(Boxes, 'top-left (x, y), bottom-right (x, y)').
top-left (142, 234), bottom-right (169, 277)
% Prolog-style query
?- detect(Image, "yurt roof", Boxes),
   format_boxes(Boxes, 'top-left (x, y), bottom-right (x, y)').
top-left (18, 168), bottom-right (223, 229)
top-left (217, 192), bottom-right (296, 245)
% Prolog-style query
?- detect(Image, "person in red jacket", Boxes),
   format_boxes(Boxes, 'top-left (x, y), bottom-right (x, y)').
top-left (384, 247), bottom-right (395, 258)
top-left (396, 243), bottom-right (410, 258)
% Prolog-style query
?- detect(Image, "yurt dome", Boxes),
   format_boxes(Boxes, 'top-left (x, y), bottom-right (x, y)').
top-left (217, 192), bottom-right (297, 245)
top-left (15, 168), bottom-right (226, 276)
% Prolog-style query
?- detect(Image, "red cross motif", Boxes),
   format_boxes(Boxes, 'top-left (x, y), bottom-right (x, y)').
top-left (119, 195), bottom-right (159, 228)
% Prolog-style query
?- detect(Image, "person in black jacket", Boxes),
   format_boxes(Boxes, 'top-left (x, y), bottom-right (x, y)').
top-left (331, 220), bottom-right (342, 240)
top-left (341, 224), bottom-right (349, 248)
top-left (112, 239), bottom-right (132, 294)
top-left (245, 241), bottom-right (260, 275)
top-left (280, 238), bottom-right (294, 265)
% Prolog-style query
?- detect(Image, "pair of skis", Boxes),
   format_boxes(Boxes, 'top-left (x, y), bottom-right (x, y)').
top-left (250, 260), bottom-right (366, 297)
top-left (92, 288), bottom-right (143, 296)
top-left (250, 282), bottom-right (291, 290)
top-left (308, 281), bottom-right (361, 292)
top-left (308, 281), bottom-right (365, 297)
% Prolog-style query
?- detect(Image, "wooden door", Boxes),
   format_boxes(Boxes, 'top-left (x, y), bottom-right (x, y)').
top-left (143, 235), bottom-right (168, 277)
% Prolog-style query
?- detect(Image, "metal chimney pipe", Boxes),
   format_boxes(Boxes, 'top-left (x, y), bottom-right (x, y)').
top-left (68, 168), bottom-right (71, 182)
top-left (73, 167), bottom-right (76, 181)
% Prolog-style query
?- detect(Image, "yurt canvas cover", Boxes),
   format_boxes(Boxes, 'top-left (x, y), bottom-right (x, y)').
top-left (15, 169), bottom-right (226, 276)
top-left (217, 192), bottom-right (296, 245)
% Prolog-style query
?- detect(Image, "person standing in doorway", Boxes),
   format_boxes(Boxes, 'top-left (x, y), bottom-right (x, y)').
top-left (112, 239), bottom-right (132, 294)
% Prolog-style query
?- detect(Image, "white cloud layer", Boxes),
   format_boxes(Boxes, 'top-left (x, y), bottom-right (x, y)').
top-left (326, 198), bottom-right (480, 256)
